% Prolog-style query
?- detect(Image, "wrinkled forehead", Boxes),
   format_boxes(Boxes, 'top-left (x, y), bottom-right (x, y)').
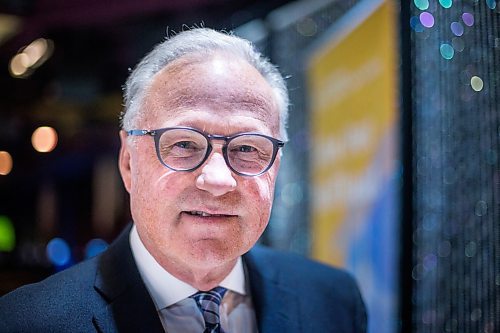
top-left (139, 52), bottom-right (280, 133)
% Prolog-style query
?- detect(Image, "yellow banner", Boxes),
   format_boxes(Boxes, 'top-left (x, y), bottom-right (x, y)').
top-left (307, 0), bottom-right (398, 266)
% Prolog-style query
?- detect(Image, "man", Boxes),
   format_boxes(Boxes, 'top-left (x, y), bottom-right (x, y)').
top-left (0, 28), bottom-right (366, 332)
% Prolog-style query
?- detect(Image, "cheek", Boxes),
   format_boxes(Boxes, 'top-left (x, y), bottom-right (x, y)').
top-left (246, 174), bottom-right (277, 228)
top-left (129, 144), bottom-right (158, 186)
top-left (254, 177), bottom-right (273, 206)
top-left (130, 141), bottom-right (179, 191)
top-left (253, 164), bottom-right (280, 225)
top-left (133, 168), bottom-right (184, 210)
top-left (255, 163), bottom-right (279, 205)
top-left (128, 146), bottom-right (180, 220)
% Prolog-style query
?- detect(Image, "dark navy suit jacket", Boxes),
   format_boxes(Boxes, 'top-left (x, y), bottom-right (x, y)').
top-left (0, 226), bottom-right (367, 332)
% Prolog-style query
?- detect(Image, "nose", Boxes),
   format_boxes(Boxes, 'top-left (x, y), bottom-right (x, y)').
top-left (195, 151), bottom-right (237, 196)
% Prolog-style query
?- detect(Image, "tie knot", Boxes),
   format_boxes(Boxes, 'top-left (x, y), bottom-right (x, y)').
top-left (191, 286), bottom-right (227, 306)
top-left (191, 287), bottom-right (227, 332)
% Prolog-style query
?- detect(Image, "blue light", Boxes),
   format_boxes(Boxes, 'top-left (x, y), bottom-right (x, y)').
top-left (85, 238), bottom-right (109, 259)
top-left (410, 16), bottom-right (425, 32)
top-left (414, 0), bottom-right (430, 10)
top-left (440, 43), bottom-right (455, 60)
top-left (46, 238), bottom-right (71, 266)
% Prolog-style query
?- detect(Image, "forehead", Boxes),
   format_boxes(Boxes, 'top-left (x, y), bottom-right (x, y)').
top-left (140, 52), bottom-right (280, 135)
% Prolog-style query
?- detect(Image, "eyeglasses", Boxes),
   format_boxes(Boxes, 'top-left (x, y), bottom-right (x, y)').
top-left (127, 127), bottom-right (284, 176)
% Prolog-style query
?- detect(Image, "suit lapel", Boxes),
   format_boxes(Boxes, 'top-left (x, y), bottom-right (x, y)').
top-left (92, 225), bottom-right (164, 333)
top-left (244, 246), bottom-right (301, 333)
top-left (90, 228), bottom-right (301, 332)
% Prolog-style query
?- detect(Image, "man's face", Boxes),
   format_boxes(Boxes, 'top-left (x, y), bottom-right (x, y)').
top-left (119, 53), bottom-right (281, 277)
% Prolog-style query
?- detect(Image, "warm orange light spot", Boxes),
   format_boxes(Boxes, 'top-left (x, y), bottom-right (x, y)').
top-left (32, 126), bottom-right (58, 153)
top-left (0, 151), bottom-right (13, 175)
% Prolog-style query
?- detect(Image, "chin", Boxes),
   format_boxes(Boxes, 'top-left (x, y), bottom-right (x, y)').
top-left (187, 240), bottom-right (239, 266)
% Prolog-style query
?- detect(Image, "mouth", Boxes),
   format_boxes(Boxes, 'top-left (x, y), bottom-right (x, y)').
top-left (186, 211), bottom-right (229, 217)
top-left (183, 210), bottom-right (236, 218)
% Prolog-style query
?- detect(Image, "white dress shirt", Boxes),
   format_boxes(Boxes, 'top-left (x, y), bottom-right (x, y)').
top-left (129, 225), bottom-right (257, 333)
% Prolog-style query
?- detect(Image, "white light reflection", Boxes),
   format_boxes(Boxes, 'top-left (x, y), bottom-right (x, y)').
top-left (9, 38), bottom-right (53, 78)
top-left (471, 76), bottom-right (484, 91)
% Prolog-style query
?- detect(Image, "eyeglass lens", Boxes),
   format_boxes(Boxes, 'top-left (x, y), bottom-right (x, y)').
top-left (157, 129), bottom-right (275, 175)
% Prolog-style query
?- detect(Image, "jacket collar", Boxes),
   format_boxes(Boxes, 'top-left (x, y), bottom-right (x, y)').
top-left (92, 225), bottom-right (164, 333)
top-left (91, 226), bottom-right (300, 333)
top-left (244, 245), bottom-right (301, 333)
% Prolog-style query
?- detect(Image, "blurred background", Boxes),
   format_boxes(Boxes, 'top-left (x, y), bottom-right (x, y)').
top-left (0, 0), bottom-right (498, 332)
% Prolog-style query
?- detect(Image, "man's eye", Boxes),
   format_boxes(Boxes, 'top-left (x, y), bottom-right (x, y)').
top-left (236, 145), bottom-right (257, 153)
top-left (174, 141), bottom-right (195, 149)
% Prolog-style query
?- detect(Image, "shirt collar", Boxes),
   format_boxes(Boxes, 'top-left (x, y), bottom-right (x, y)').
top-left (129, 224), bottom-right (246, 309)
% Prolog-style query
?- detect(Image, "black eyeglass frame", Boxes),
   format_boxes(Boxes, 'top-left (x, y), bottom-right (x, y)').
top-left (126, 126), bottom-right (285, 176)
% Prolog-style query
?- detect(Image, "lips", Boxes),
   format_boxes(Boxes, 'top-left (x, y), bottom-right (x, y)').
top-left (186, 211), bottom-right (229, 217)
top-left (182, 209), bottom-right (237, 218)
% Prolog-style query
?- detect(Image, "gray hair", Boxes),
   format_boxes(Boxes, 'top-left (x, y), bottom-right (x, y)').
top-left (121, 27), bottom-right (289, 141)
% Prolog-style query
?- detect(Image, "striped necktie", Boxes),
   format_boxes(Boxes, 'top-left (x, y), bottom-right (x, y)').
top-left (190, 286), bottom-right (228, 333)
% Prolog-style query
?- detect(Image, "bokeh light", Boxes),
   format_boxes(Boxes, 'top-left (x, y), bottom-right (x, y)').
top-left (414, 0), bottom-right (430, 10)
top-left (85, 238), bottom-right (109, 259)
top-left (280, 182), bottom-right (304, 207)
top-left (419, 12), bottom-right (435, 28)
top-left (296, 17), bottom-right (318, 37)
top-left (412, 0), bottom-right (500, 328)
top-left (450, 22), bottom-right (464, 36)
top-left (462, 13), bottom-right (474, 26)
top-left (471, 76), bottom-right (484, 91)
top-left (46, 238), bottom-right (71, 266)
top-left (439, 0), bottom-right (453, 8)
top-left (9, 53), bottom-right (30, 77)
top-left (0, 215), bottom-right (15, 252)
top-left (0, 151), bottom-right (13, 175)
top-left (31, 126), bottom-right (58, 153)
top-left (486, 0), bottom-right (496, 10)
top-left (410, 16), bottom-right (425, 32)
top-left (8, 38), bottom-right (53, 78)
top-left (22, 38), bottom-right (50, 68)
top-left (440, 43), bottom-right (455, 59)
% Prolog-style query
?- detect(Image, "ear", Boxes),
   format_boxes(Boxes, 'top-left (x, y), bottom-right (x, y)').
top-left (118, 130), bottom-right (132, 193)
